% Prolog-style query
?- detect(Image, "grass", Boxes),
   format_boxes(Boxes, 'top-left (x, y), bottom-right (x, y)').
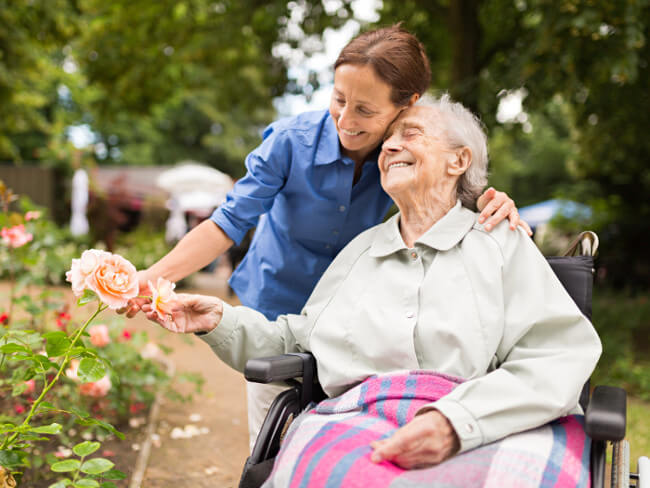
top-left (627, 397), bottom-right (650, 468)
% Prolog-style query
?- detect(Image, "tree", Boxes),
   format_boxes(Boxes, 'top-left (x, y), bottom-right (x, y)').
top-left (0, 0), bottom-right (81, 162)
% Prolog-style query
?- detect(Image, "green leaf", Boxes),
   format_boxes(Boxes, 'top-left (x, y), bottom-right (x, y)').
top-left (49, 480), bottom-right (71, 488)
top-left (51, 459), bottom-right (81, 472)
top-left (77, 289), bottom-right (97, 306)
top-left (37, 401), bottom-right (57, 412)
top-left (0, 343), bottom-right (31, 354)
top-left (100, 482), bottom-right (118, 488)
top-left (73, 479), bottom-right (99, 487)
top-left (29, 423), bottom-right (62, 434)
top-left (101, 469), bottom-right (126, 480)
top-left (44, 331), bottom-right (72, 357)
top-left (73, 441), bottom-right (100, 457)
top-left (0, 449), bottom-right (26, 468)
top-left (78, 358), bottom-right (106, 383)
top-left (80, 458), bottom-right (114, 475)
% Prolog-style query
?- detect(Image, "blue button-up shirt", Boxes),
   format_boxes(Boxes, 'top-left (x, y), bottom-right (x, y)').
top-left (211, 110), bottom-right (393, 319)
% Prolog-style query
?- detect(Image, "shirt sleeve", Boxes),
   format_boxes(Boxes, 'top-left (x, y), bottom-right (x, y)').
top-left (422, 228), bottom-right (602, 453)
top-left (197, 301), bottom-right (307, 373)
top-left (210, 123), bottom-right (292, 245)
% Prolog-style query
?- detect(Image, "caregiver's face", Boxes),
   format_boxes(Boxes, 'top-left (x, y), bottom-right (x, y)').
top-left (329, 64), bottom-right (404, 161)
top-left (378, 106), bottom-right (453, 196)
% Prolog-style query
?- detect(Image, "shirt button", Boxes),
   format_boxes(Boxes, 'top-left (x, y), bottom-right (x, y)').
top-left (339, 205), bottom-right (346, 212)
top-left (410, 251), bottom-right (418, 259)
top-left (465, 424), bottom-right (474, 434)
top-left (406, 311), bottom-right (415, 319)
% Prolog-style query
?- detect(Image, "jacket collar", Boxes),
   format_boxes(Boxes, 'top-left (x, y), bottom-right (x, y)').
top-left (369, 200), bottom-right (477, 257)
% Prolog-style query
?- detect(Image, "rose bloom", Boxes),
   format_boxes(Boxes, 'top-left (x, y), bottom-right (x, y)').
top-left (89, 324), bottom-right (111, 347)
top-left (1, 224), bottom-right (33, 248)
top-left (121, 329), bottom-right (132, 341)
top-left (23, 379), bottom-right (36, 395)
top-left (25, 210), bottom-right (41, 221)
top-left (140, 342), bottom-right (161, 360)
top-left (149, 277), bottom-right (178, 320)
top-left (0, 312), bottom-right (8, 325)
top-left (66, 250), bottom-right (139, 309)
top-left (65, 359), bottom-right (80, 381)
top-left (79, 375), bottom-right (111, 398)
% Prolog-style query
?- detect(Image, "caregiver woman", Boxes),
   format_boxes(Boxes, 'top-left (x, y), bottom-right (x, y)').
top-left (126, 25), bottom-right (528, 446)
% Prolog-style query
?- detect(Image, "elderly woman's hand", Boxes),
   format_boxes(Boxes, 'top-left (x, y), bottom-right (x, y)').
top-left (476, 187), bottom-right (533, 235)
top-left (142, 293), bottom-right (223, 335)
top-left (369, 410), bottom-right (460, 469)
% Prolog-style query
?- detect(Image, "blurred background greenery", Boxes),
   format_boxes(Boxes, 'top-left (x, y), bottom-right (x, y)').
top-left (0, 0), bottom-right (648, 417)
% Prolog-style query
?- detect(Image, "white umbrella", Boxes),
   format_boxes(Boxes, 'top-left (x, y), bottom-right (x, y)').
top-left (156, 162), bottom-right (233, 211)
top-left (157, 162), bottom-right (233, 192)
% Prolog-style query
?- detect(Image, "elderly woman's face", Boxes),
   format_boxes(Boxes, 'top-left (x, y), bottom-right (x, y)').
top-left (378, 106), bottom-right (455, 197)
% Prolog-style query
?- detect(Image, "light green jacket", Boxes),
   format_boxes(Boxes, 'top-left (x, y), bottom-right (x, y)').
top-left (199, 201), bottom-right (602, 452)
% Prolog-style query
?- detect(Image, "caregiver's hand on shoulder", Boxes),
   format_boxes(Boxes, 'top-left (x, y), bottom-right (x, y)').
top-left (142, 293), bottom-right (223, 335)
top-left (369, 410), bottom-right (460, 469)
top-left (476, 187), bottom-right (533, 235)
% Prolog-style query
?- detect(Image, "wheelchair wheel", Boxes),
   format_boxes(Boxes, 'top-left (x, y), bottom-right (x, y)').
top-left (611, 439), bottom-right (630, 488)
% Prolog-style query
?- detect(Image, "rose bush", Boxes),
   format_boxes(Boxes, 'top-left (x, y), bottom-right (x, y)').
top-left (0, 182), bottom-right (202, 487)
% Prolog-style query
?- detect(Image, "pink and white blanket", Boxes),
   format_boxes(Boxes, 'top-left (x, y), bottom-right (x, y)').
top-left (263, 371), bottom-right (590, 488)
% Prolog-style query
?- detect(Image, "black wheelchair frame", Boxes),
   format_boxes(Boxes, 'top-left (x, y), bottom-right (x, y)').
top-left (239, 233), bottom-right (646, 488)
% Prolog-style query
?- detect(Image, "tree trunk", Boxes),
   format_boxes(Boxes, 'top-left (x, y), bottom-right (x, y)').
top-left (448, 0), bottom-right (482, 114)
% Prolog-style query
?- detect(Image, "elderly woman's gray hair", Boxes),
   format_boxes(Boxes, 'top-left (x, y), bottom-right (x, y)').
top-left (417, 94), bottom-right (488, 209)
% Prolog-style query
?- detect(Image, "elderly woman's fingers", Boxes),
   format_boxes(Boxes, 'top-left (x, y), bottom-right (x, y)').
top-left (370, 411), bottom-right (459, 468)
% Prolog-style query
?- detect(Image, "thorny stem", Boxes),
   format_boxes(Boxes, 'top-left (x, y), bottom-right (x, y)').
top-left (1, 301), bottom-right (107, 449)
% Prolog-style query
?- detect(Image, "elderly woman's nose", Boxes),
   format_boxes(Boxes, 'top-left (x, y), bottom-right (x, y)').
top-left (382, 134), bottom-right (402, 152)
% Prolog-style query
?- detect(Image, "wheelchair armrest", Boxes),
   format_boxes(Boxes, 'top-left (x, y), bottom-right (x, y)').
top-left (585, 385), bottom-right (627, 441)
top-left (245, 353), bottom-right (316, 383)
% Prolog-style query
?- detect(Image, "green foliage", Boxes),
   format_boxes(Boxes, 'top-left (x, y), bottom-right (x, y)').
top-left (0, 184), bottom-right (199, 485)
top-left (591, 289), bottom-right (650, 402)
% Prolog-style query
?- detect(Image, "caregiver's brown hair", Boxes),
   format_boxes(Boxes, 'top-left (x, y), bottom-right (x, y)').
top-left (334, 24), bottom-right (431, 107)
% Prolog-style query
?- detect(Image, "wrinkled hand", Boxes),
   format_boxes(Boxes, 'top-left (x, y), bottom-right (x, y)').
top-left (117, 270), bottom-right (152, 318)
top-left (370, 410), bottom-right (460, 469)
top-left (476, 187), bottom-right (532, 235)
top-left (142, 293), bottom-right (223, 335)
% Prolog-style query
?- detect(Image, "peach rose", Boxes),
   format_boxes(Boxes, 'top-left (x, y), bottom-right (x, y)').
top-left (66, 250), bottom-right (139, 310)
top-left (89, 324), bottom-right (111, 347)
top-left (66, 249), bottom-right (109, 296)
top-left (149, 277), bottom-right (178, 320)
top-left (79, 375), bottom-right (112, 398)
top-left (1, 224), bottom-right (33, 248)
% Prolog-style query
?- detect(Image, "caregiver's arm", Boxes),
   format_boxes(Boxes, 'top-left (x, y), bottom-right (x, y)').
top-left (423, 228), bottom-right (601, 453)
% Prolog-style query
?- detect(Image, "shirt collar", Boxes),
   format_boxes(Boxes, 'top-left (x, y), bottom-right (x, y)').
top-left (369, 200), bottom-right (477, 257)
top-left (314, 113), bottom-right (380, 166)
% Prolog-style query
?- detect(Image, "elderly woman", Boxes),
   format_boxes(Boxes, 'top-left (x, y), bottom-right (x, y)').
top-left (145, 96), bottom-right (601, 487)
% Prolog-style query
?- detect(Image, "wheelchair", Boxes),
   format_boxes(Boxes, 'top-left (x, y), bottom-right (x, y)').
top-left (239, 231), bottom-right (649, 488)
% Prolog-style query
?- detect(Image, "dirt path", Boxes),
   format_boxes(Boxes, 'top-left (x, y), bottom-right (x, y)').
top-left (1, 273), bottom-right (252, 487)
top-left (128, 274), bottom-right (250, 487)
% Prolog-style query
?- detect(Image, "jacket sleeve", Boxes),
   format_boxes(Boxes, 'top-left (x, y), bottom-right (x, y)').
top-left (210, 123), bottom-right (292, 245)
top-left (196, 301), bottom-right (308, 373)
top-left (425, 227), bottom-right (602, 453)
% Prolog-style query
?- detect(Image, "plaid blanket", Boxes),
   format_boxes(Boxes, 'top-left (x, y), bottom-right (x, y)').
top-left (263, 371), bottom-right (590, 488)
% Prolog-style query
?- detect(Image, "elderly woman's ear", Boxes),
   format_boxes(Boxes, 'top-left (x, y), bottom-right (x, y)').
top-left (447, 147), bottom-right (472, 176)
